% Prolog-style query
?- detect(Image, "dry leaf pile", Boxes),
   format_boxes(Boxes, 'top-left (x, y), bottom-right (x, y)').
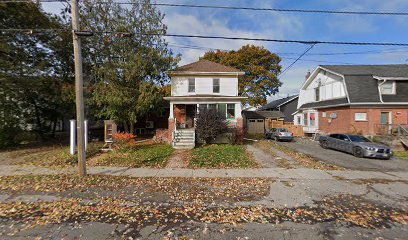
top-left (0, 176), bottom-right (406, 230)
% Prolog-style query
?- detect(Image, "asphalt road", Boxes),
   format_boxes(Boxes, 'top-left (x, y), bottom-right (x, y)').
top-left (276, 139), bottom-right (408, 171)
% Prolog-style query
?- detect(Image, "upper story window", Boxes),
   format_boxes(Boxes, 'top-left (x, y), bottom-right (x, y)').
top-left (380, 81), bottom-right (395, 95)
top-left (188, 78), bottom-right (195, 93)
top-left (213, 78), bottom-right (220, 93)
top-left (315, 87), bottom-right (320, 101)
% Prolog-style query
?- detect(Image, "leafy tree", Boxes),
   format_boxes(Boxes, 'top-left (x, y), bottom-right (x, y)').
top-left (0, 2), bottom-right (75, 144)
top-left (80, 0), bottom-right (179, 132)
top-left (195, 109), bottom-right (228, 144)
top-left (202, 45), bottom-right (282, 106)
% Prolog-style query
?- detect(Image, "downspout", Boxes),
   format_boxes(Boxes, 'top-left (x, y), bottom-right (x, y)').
top-left (378, 79), bottom-right (387, 103)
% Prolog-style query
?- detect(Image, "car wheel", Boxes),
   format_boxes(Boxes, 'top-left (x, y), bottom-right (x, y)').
top-left (321, 141), bottom-right (329, 149)
top-left (353, 147), bottom-right (364, 158)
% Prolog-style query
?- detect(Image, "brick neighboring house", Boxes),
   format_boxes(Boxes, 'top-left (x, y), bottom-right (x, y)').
top-left (259, 95), bottom-right (298, 122)
top-left (294, 64), bottom-right (408, 136)
top-left (164, 59), bottom-right (246, 148)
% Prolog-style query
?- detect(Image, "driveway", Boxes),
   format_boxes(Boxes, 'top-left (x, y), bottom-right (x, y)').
top-left (275, 138), bottom-right (408, 171)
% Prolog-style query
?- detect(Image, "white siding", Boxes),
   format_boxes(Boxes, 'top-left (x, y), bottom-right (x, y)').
top-left (297, 69), bottom-right (346, 108)
top-left (171, 76), bottom-right (238, 96)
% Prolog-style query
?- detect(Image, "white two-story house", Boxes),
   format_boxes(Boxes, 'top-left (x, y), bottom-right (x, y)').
top-left (164, 59), bottom-right (246, 148)
top-left (294, 64), bottom-right (408, 137)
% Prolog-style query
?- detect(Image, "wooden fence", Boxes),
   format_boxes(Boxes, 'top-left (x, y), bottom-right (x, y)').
top-left (266, 119), bottom-right (304, 137)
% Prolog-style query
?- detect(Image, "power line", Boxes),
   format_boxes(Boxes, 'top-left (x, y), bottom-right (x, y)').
top-left (149, 3), bottom-right (408, 17)
top-left (3, 1), bottom-right (408, 16)
top-left (279, 44), bottom-right (316, 76)
top-left (163, 34), bottom-right (408, 47)
top-left (2, 29), bottom-right (408, 47)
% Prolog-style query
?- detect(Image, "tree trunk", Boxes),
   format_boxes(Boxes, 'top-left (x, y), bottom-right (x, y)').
top-left (123, 122), bottom-right (129, 133)
top-left (130, 122), bottom-right (134, 135)
top-left (33, 103), bottom-right (44, 140)
top-left (51, 119), bottom-right (57, 138)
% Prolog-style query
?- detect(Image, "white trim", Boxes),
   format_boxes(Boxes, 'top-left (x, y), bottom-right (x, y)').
top-left (350, 102), bottom-right (408, 105)
top-left (301, 66), bottom-right (344, 90)
top-left (373, 76), bottom-right (408, 81)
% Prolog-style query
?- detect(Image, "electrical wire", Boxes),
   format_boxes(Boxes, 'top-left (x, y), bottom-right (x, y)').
top-left (2, 29), bottom-right (408, 47)
top-left (2, 1), bottom-right (408, 16)
top-left (279, 44), bottom-right (316, 76)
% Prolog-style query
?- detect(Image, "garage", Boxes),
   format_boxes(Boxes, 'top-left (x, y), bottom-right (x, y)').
top-left (242, 111), bottom-right (285, 134)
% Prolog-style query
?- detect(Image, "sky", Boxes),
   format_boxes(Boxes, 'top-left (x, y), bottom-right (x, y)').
top-left (41, 0), bottom-right (408, 104)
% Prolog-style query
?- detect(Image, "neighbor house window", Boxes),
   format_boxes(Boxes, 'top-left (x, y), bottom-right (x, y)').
top-left (303, 114), bottom-right (307, 125)
top-left (227, 104), bottom-right (235, 118)
top-left (309, 113), bottom-right (316, 126)
top-left (355, 113), bottom-right (367, 121)
top-left (380, 81), bottom-right (395, 94)
top-left (297, 116), bottom-right (301, 125)
top-left (315, 87), bottom-right (320, 101)
top-left (322, 112), bottom-right (327, 118)
top-left (188, 78), bottom-right (195, 92)
top-left (213, 78), bottom-right (220, 93)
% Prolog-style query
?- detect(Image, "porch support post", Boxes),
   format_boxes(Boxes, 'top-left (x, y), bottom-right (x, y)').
top-left (169, 102), bottom-right (174, 119)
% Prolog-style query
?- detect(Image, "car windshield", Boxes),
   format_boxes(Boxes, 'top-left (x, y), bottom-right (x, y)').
top-left (278, 128), bottom-right (288, 132)
top-left (348, 135), bottom-right (371, 142)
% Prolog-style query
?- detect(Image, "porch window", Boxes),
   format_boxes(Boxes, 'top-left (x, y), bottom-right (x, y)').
top-left (303, 114), bottom-right (307, 125)
top-left (199, 104), bottom-right (207, 112)
top-left (208, 104), bottom-right (217, 110)
top-left (227, 104), bottom-right (235, 118)
top-left (213, 78), bottom-right (220, 93)
top-left (309, 113), bottom-right (316, 126)
top-left (297, 116), bottom-right (301, 125)
top-left (188, 78), bottom-right (195, 92)
top-left (217, 103), bottom-right (226, 117)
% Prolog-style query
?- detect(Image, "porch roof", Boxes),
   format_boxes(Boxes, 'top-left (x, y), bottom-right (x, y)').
top-left (164, 95), bottom-right (247, 102)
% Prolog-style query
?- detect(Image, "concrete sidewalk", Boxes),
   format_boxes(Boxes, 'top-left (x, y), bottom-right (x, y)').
top-left (0, 165), bottom-right (406, 181)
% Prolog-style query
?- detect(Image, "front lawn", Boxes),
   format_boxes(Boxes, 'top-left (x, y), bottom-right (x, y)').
top-left (2, 142), bottom-right (103, 167)
top-left (91, 144), bottom-right (174, 168)
top-left (394, 151), bottom-right (408, 160)
top-left (190, 144), bottom-right (257, 168)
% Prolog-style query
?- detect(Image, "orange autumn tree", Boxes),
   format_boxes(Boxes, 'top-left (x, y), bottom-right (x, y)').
top-left (202, 45), bottom-right (282, 106)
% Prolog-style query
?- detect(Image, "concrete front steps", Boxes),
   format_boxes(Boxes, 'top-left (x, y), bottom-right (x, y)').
top-left (173, 129), bottom-right (195, 149)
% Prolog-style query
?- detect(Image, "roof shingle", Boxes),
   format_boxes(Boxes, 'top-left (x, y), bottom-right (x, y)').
top-left (243, 111), bottom-right (285, 119)
top-left (321, 64), bottom-right (408, 78)
top-left (171, 59), bottom-right (243, 73)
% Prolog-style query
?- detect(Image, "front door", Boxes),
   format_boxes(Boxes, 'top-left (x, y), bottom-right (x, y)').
top-left (380, 112), bottom-right (391, 134)
top-left (185, 105), bottom-right (197, 129)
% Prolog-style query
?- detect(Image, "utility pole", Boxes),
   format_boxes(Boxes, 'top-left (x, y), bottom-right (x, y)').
top-left (71, 0), bottom-right (86, 176)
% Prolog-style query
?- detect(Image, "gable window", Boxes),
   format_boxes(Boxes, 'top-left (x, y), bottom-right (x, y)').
top-left (188, 78), bottom-right (195, 92)
top-left (227, 104), bottom-right (235, 118)
top-left (213, 78), bottom-right (220, 93)
top-left (380, 81), bottom-right (395, 95)
top-left (355, 113), bottom-right (367, 121)
top-left (315, 87), bottom-right (320, 101)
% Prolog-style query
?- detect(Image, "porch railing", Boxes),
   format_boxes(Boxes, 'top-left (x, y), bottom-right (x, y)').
top-left (374, 124), bottom-right (408, 136)
top-left (172, 118), bottom-right (177, 143)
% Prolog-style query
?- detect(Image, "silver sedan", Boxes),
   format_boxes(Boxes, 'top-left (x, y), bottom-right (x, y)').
top-left (319, 134), bottom-right (392, 159)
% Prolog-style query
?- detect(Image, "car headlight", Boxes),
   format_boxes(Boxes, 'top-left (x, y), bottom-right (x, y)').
top-left (365, 146), bottom-right (376, 151)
